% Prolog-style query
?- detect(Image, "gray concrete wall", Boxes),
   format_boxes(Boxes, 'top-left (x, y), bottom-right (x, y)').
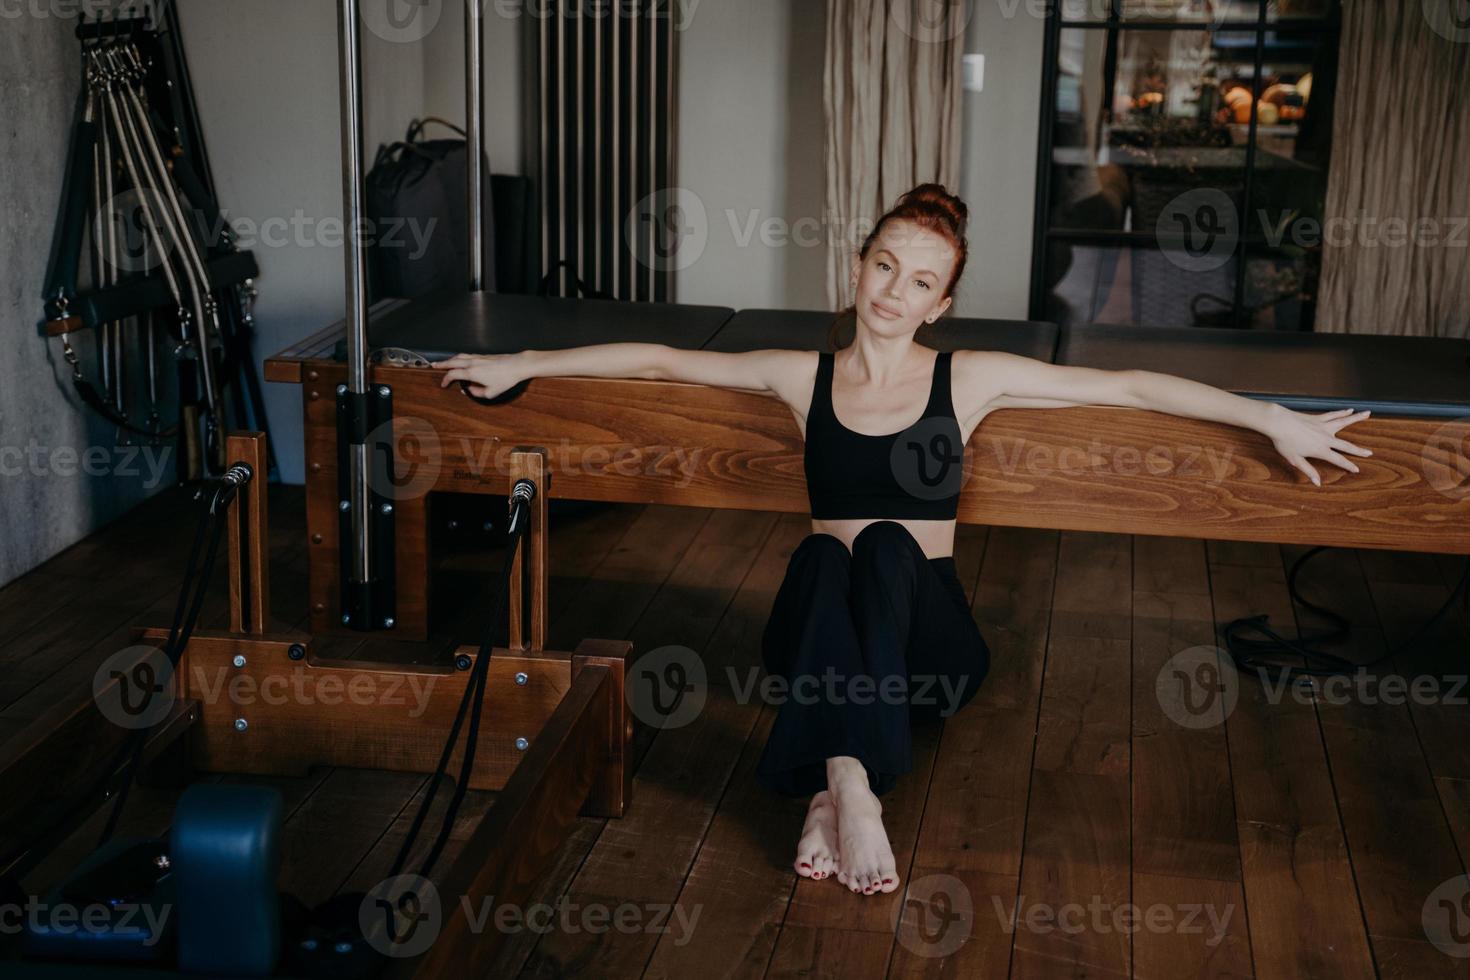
top-left (1, 11), bottom-right (165, 586)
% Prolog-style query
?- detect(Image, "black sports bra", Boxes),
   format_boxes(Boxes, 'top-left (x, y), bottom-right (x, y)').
top-left (803, 349), bottom-right (966, 520)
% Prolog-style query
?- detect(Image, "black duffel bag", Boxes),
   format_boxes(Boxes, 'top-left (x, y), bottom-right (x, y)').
top-left (365, 117), bottom-right (496, 300)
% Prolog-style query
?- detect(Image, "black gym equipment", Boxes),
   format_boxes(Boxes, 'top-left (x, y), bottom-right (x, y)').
top-left (39, 6), bottom-right (274, 480)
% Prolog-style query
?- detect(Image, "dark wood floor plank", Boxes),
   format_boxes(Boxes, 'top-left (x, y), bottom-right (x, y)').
top-left (0, 570), bottom-right (78, 644)
top-left (638, 516), bottom-right (821, 979)
top-left (1010, 531), bottom-right (1133, 980)
top-left (639, 706), bottom-right (792, 980)
top-left (1010, 769), bottom-right (1131, 980)
top-left (515, 505), bottom-right (777, 978)
top-left (1131, 872), bottom-right (1253, 980)
top-left (1338, 546), bottom-right (1470, 976)
top-left (1047, 531), bottom-right (1132, 642)
top-left (764, 925), bottom-right (896, 979)
top-left (546, 504), bottom-right (714, 654)
top-left (1208, 546), bottom-right (1376, 980)
top-left (911, 526), bottom-right (1054, 879)
top-left (1132, 535), bottom-right (1240, 884)
top-left (1132, 535), bottom-right (1252, 977)
top-left (886, 866), bottom-right (1019, 978)
top-left (516, 690), bottom-right (763, 979)
top-left (967, 526), bottom-right (1059, 712)
top-left (699, 513), bottom-right (810, 692)
top-left (0, 601), bottom-right (141, 710)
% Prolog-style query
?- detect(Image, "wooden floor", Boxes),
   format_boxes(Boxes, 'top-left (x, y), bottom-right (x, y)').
top-left (4, 484), bottom-right (1470, 979)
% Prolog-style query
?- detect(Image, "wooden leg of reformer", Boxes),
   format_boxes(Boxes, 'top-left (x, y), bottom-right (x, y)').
top-left (573, 638), bottom-right (635, 819)
top-left (226, 431), bottom-right (270, 635)
top-left (507, 448), bottom-right (549, 654)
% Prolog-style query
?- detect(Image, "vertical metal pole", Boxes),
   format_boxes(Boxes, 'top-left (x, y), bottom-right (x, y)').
top-left (538, 9), bottom-right (548, 284)
top-left (575, 4), bottom-right (583, 293)
top-left (646, 1), bottom-right (653, 302)
top-left (593, 8), bottom-right (601, 295)
top-left (556, 3), bottom-right (566, 293)
top-left (628, 1), bottom-right (638, 300)
top-left (466, 0), bottom-right (485, 291)
top-left (611, 3), bottom-right (619, 298)
top-left (665, 2), bottom-right (675, 303)
top-left (338, 0), bottom-right (371, 584)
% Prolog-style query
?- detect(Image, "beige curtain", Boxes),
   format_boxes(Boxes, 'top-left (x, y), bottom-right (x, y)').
top-left (824, 0), bottom-right (966, 309)
top-left (1317, 0), bottom-right (1470, 338)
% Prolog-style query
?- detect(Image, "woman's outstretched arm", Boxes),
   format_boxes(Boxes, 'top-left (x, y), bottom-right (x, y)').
top-left (433, 343), bottom-right (799, 400)
top-left (961, 350), bottom-right (1373, 487)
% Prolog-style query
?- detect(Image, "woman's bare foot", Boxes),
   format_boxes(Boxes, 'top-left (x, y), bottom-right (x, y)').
top-left (826, 756), bottom-right (900, 895)
top-left (793, 790), bottom-right (839, 880)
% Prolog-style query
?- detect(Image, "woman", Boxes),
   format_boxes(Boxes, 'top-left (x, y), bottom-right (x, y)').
top-left (433, 184), bottom-right (1372, 898)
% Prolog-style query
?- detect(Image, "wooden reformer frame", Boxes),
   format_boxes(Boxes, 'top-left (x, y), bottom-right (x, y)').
top-left (0, 432), bottom-right (635, 978)
top-left (263, 344), bottom-right (1470, 642)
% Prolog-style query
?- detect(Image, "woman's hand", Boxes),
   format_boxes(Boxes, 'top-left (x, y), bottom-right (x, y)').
top-left (433, 352), bottom-right (523, 400)
top-left (1265, 405), bottom-right (1373, 486)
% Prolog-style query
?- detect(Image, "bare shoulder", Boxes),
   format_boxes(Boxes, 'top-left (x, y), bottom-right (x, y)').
top-left (760, 349), bottom-right (822, 414)
top-left (950, 349), bottom-right (1013, 421)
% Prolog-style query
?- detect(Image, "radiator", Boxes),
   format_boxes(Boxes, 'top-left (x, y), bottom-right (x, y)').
top-left (535, 0), bottom-right (678, 302)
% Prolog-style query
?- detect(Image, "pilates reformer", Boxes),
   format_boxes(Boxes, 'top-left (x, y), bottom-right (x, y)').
top-left (3, 1), bottom-right (636, 974)
top-left (0, 430), bottom-right (635, 977)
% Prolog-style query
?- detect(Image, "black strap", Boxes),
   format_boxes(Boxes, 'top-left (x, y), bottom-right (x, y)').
top-left (389, 490), bottom-right (532, 882)
top-left (405, 116), bottom-right (465, 142)
top-left (1221, 548), bottom-right (1470, 681)
top-left (99, 486), bottom-right (234, 847)
top-left (42, 83), bottom-right (96, 320)
top-left (72, 372), bottom-right (180, 439)
top-left (537, 258), bottom-right (614, 300)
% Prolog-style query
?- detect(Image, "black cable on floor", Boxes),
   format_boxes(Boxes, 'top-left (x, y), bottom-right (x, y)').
top-left (1219, 547), bottom-right (1470, 683)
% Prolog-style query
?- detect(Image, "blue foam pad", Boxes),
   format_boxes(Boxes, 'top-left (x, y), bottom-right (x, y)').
top-left (171, 783), bottom-right (283, 976)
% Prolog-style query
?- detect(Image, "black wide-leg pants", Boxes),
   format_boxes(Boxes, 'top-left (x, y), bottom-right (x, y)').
top-left (755, 521), bottom-right (991, 799)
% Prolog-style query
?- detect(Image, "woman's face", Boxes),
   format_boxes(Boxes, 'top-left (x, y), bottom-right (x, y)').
top-left (850, 219), bottom-right (956, 337)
